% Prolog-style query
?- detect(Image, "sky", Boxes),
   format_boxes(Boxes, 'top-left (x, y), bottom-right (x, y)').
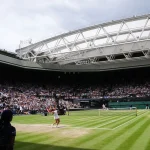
top-left (0, 0), bottom-right (150, 52)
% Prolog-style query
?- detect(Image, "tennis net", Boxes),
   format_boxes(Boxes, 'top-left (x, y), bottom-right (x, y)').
top-left (99, 107), bottom-right (137, 116)
top-left (68, 107), bottom-right (137, 116)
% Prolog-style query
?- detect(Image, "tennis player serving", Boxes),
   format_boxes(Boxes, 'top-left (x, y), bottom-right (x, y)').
top-left (51, 108), bottom-right (60, 128)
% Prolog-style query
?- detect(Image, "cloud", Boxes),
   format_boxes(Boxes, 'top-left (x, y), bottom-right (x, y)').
top-left (0, 0), bottom-right (150, 52)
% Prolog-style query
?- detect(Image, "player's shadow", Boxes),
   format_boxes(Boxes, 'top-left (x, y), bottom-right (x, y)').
top-left (15, 141), bottom-right (95, 150)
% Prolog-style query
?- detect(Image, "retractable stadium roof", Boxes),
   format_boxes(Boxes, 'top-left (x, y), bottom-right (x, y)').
top-left (16, 14), bottom-right (150, 66)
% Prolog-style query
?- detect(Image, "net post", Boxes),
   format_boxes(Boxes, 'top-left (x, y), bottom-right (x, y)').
top-left (68, 108), bottom-right (70, 116)
top-left (99, 109), bottom-right (100, 116)
top-left (136, 107), bottom-right (137, 116)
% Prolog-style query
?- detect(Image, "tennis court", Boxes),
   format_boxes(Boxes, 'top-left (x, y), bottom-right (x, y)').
top-left (12, 109), bottom-right (150, 150)
top-left (59, 109), bottom-right (147, 129)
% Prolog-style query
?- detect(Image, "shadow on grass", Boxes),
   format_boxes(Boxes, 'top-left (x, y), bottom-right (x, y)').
top-left (15, 141), bottom-right (95, 150)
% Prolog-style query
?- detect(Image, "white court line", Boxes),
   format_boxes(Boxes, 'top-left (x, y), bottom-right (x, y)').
top-left (14, 112), bottom-right (148, 131)
top-left (59, 126), bottom-right (113, 130)
top-left (96, 115), bottom-right (130, 128)
top-left (112, 111), bottom-right (149, 130)
top-left (72, 116), bottom-right (119, 127)
top-left (13, 123), bottom-right (113, 130)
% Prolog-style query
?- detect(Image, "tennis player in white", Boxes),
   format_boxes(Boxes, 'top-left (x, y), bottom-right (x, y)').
top-left (51, 108), bottom-right (60, 127)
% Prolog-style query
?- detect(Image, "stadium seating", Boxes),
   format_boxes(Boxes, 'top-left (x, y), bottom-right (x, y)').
top-left (1, 62), bottom-right (150, 113)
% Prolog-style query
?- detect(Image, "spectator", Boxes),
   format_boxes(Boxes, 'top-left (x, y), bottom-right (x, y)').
top-left (0, 110), bottom-right (16, 150)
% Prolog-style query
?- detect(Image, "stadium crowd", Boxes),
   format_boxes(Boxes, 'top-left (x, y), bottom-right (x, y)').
top-left (0, 82), bottom-right (81, 114)
top-left (0, 79), bottom-right (150, 114)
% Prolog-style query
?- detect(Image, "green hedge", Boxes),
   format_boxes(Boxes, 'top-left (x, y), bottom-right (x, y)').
top-left (108, 101), bottom-right (150, 109)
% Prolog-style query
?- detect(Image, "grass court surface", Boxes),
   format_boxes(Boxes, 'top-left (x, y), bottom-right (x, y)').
top-left (12, 109), bottom-right (150, 150)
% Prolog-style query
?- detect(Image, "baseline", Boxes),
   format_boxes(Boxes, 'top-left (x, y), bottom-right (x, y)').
top-left (58, 126), bottom-right (113, 130)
